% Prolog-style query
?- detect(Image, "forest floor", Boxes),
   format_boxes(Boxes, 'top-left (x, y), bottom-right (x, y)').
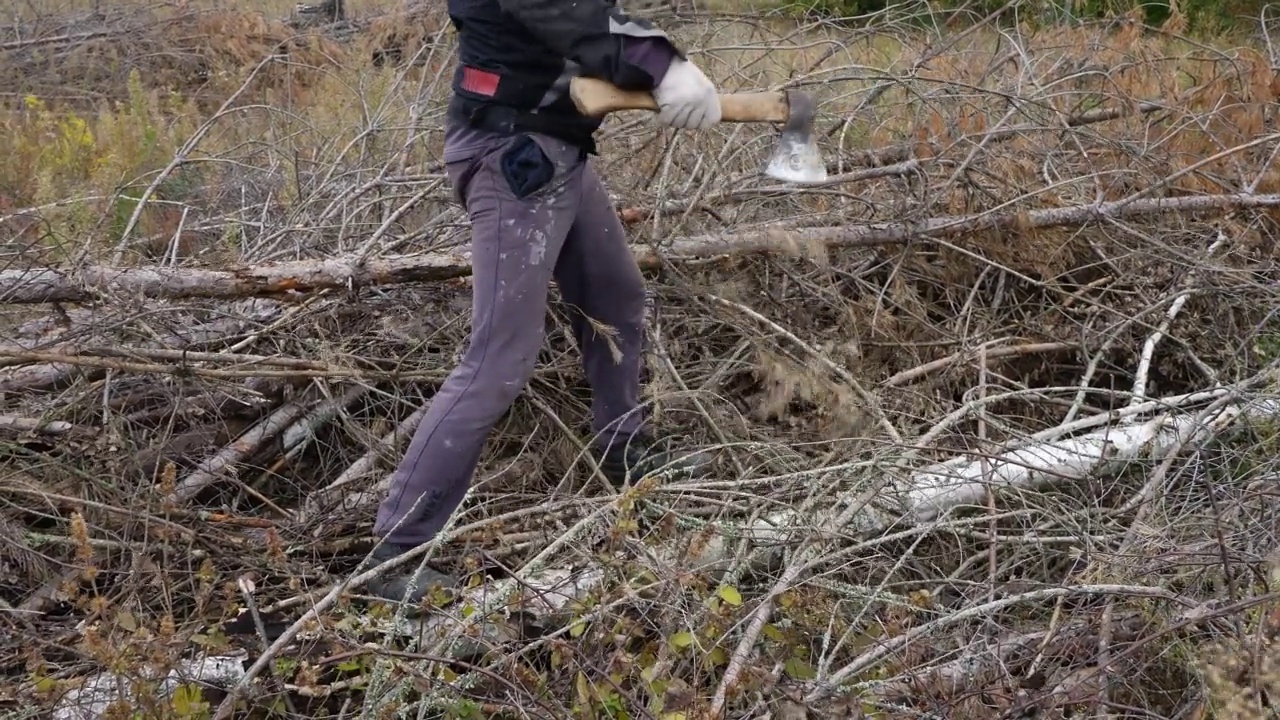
top-left (4, 1), bottom-right (1280, 718)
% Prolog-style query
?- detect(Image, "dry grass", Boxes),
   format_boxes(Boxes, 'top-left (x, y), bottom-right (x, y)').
top-left (8, 0), bottom-right (409, 21)
top-left (4, 1), bottom-right (1280, 718)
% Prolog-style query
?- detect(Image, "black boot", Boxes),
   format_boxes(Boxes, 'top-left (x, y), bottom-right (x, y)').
top-left (361, 541), bottom-right (458, 606)
top-left (597, 432), bottom-right (710, 486)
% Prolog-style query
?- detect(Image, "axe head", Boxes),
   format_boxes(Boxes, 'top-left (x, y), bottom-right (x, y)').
top-left (764, 90), bottom-right (826, 185)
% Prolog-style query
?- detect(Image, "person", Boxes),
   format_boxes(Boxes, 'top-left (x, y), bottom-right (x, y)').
top-left (362, 0), bottom-right (723, 604)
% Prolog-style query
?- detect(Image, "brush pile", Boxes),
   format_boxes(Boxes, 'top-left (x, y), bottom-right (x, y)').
top-left (5, 2), bottom-right (1280, 718)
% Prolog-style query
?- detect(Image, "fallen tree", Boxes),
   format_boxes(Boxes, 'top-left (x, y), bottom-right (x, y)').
top-left (4, 191), bottom-right (1279, 305)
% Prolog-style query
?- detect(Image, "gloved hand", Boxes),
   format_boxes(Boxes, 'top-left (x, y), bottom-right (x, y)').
top-left (652, 57), bottom-right (721, 130)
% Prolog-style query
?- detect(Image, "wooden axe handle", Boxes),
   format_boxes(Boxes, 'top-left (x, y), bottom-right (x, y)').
top-left (568, 76), bottom-right (790, 123)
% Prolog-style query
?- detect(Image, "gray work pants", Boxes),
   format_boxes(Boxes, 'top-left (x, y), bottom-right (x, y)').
top-left (374, 131), bottom-right (648, 546)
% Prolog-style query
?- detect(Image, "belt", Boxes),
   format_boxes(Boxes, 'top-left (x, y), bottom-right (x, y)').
top-left (449, 95), bottom-right (599, 156)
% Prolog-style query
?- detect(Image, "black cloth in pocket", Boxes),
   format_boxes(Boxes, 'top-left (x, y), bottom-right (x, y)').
top-left (499, 134), bottom-right (555, 199)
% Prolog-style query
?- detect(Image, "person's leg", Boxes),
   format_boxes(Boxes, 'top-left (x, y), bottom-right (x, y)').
top-left (553, 159), bottom-right (709, 484)
top-left (553, 158), bottom-right (647, 448)
top-left (368, 133), bottom-right (586, 602)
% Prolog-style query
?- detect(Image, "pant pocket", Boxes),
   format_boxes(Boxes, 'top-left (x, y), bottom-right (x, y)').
top-left (498, 134), bottom-right (555, 199)
top-left (445, 159), bottom-right (475, 207)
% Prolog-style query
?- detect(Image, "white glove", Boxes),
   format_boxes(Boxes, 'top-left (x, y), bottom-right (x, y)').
top-left (652, 57), bottom-right (721, 130)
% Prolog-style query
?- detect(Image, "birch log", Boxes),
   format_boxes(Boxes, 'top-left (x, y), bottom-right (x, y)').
top-left (52, 652), bottom-right (250, 720)
top-left (682, 393), bottom-right (1280, 570)
top-left (3, 192), bottom-right (1279, 304)
top-left (903, 397), bottom-right (1280, 525)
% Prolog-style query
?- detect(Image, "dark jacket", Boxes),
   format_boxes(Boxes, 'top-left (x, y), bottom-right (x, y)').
top-left (445, 0), bottom-right (679, 152)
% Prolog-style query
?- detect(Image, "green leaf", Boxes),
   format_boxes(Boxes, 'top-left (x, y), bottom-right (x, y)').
top-left (32, 675), bottom-right (59, 695)
top-left (706, 647), bottom-right (729, 666)
top-left (171, 684), bottom-right (208, 718)
top-left (570, 618), bottom-right (587, 638)
top-left (716, 585), bottom-right (743, 607)
top-left (575, 671), bottom-right (595, 716)
top-left (669, 630), bottom-right (695, 649)
top-left (784, 657), bottom-right (816, 680)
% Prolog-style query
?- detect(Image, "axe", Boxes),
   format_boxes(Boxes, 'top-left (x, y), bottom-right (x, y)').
top-left (568, 76), bottom-right (827, 185)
